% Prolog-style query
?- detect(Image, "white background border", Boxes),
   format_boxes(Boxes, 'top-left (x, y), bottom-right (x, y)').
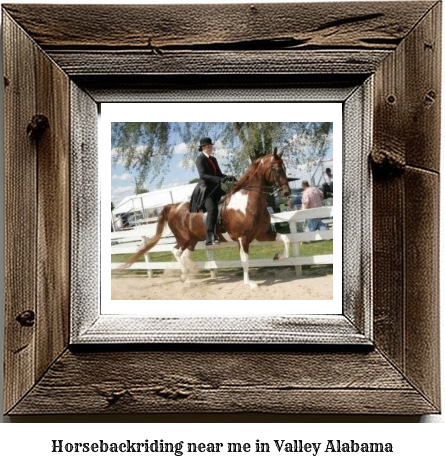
top-left (101, 103), bottom-right (342, 315)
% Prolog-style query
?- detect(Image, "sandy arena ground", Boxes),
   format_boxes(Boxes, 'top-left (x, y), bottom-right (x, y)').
top-left (111, 266), bottom-right (333, 300)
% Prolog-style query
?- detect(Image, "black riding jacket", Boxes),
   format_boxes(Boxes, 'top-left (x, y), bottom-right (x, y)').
top-left (190, 153), bottom-right (226, 213)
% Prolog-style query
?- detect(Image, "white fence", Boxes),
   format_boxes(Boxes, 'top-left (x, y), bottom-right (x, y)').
top-left (111, 206), bottom-right (333, 278)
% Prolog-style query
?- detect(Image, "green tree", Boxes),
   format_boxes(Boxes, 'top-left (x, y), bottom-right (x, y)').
top-left (133, 176), bottom-right (149, 195)
top-left (112, 122), bottom-right (174, 187)
top-left (112, 122), bottom-right (332, 186)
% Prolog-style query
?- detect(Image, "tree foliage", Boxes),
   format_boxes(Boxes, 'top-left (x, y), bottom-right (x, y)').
top-left (112, 122), bottom-right (332, 186)
top-left (112, 122), bottom-right (174, 187)
top-left (133, 176), bottom-right (149, 195)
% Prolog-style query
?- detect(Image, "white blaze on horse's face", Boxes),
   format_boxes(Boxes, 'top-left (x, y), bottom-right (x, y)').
top-left (226, 191), bottom-right (249, 215)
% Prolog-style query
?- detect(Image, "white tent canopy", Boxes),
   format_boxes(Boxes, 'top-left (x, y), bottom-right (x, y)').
top-left (286, 158), bottom-right (333, 189)
top-left (113, 183), bottom-right (197, 216)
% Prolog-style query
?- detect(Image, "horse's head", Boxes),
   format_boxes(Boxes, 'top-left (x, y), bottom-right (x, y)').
top-left (263, 147), bottom-right (291, 198)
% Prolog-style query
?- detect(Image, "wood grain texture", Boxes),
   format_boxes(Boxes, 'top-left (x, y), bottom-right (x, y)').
top-left (404, 2), bottom-right (441, 172)
top-left (3, 11), bottom-right (71, 412)
top-left (47, 50), bottom-right (390, 76)
top-left (3, 12), bottom-right (37, 414)
top-left (372, 4), bottom-right (441, 411)
top-left (35, 44), bottom-right (71, 380)
top-left (79, 75), bottom-right (365, 103)
top-left (2, 2), bottom-right (441, 416)
top-left (404, 168), bottom-right (440, 408)
top-left (342, 81), bottom-right (372, 336)
top-left (8, 349), bottom-right (437, 415)
top-left (3, 1), bottom-right (432, 80)
top-left (400, 2), bottom-right (441, 409)
top-left (2, 2), bottom-right (435, 50)
top-left (373, 39), bottom-right (406, 368)
top-left (372, 175), bottom-right (405, 367)
top-left (70, 83), bottom-right (99, 339)
top-left (75, 316), bottom-right (369, 345)
top-left (372, 1), bottom-right (441, 172)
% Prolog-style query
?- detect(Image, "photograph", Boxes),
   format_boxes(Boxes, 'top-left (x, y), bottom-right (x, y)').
top-left (109, 117), bottom-right (337, 303)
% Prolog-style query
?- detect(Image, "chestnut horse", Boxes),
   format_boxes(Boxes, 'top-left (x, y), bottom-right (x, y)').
top-left (120, 149), bottom-right (291, 288)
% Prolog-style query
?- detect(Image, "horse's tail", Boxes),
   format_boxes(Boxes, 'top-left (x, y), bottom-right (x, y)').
top-left (118, 205), bottom-right (171, 270)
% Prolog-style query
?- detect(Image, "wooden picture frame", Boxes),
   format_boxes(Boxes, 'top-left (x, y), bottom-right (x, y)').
top-left (77, 91), bottom-right (365, 345)
top-left (2, 2), bottom-right (440, 415)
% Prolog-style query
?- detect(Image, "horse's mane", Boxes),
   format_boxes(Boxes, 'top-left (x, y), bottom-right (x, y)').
top-left (228, 155), bottom-right (269, 195)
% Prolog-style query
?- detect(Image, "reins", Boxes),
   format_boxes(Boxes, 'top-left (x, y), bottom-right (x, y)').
top-left (196, 183), bottom-right (223, 211)
top-left (199, 156), bottom-right (290, 210)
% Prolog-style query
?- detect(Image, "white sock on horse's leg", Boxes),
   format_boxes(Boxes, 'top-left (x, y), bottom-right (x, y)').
top-left (172, 248), bottom-right (187, 282)
top-left (238, 238), bottom-right (258, 289)
top-left (181, 249), bottom-right (192, 266)
top-left (276, 233), bottom-right (290, 259)
top-left (180, 249), bottom-right (193, 284)
top-left (172, 248), bottom-right (182, 264)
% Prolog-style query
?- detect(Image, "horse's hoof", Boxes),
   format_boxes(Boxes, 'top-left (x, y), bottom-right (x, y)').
top-left (248, 281), bottom-right (259, 290)
top-left (180, 275), bottom-right (187, 283)
top-left (273, 253), bottom-right (279, 261)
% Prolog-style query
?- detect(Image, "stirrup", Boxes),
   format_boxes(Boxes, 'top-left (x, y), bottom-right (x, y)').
top-left (212, 232), bottom-right (220, 244)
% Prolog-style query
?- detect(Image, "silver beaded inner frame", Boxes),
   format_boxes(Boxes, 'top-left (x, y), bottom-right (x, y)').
top-left (70, 80), bottom-right (373, 345)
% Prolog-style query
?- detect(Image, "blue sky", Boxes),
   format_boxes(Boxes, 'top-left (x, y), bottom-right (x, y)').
top-left (111, 141), bottom-right (197, 206)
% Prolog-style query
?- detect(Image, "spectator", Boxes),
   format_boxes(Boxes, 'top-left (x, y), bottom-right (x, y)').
top-left (301, 180), bottom-right (326, 231)
top-left (324, 167), bottom-right (333, 186)
top-left (293, 193), bottom-right (303, 211)
top-left (322, 167), bottom-right (333, 199)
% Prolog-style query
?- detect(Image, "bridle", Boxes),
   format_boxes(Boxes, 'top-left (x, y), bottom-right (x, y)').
top-left (269, 157), bottom-right (290, 197)
top-left (221, 156), bottom-right (291, 206)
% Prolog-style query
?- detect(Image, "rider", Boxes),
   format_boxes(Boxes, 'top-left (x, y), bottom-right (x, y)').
top-left (190, 137), bottom-right (236, 246)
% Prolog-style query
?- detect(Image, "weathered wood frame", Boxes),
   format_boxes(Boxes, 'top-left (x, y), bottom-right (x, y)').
top-left (3, 2), bottom-right (441, 415)
top-left (74, 84), bottom-right (371, 346)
